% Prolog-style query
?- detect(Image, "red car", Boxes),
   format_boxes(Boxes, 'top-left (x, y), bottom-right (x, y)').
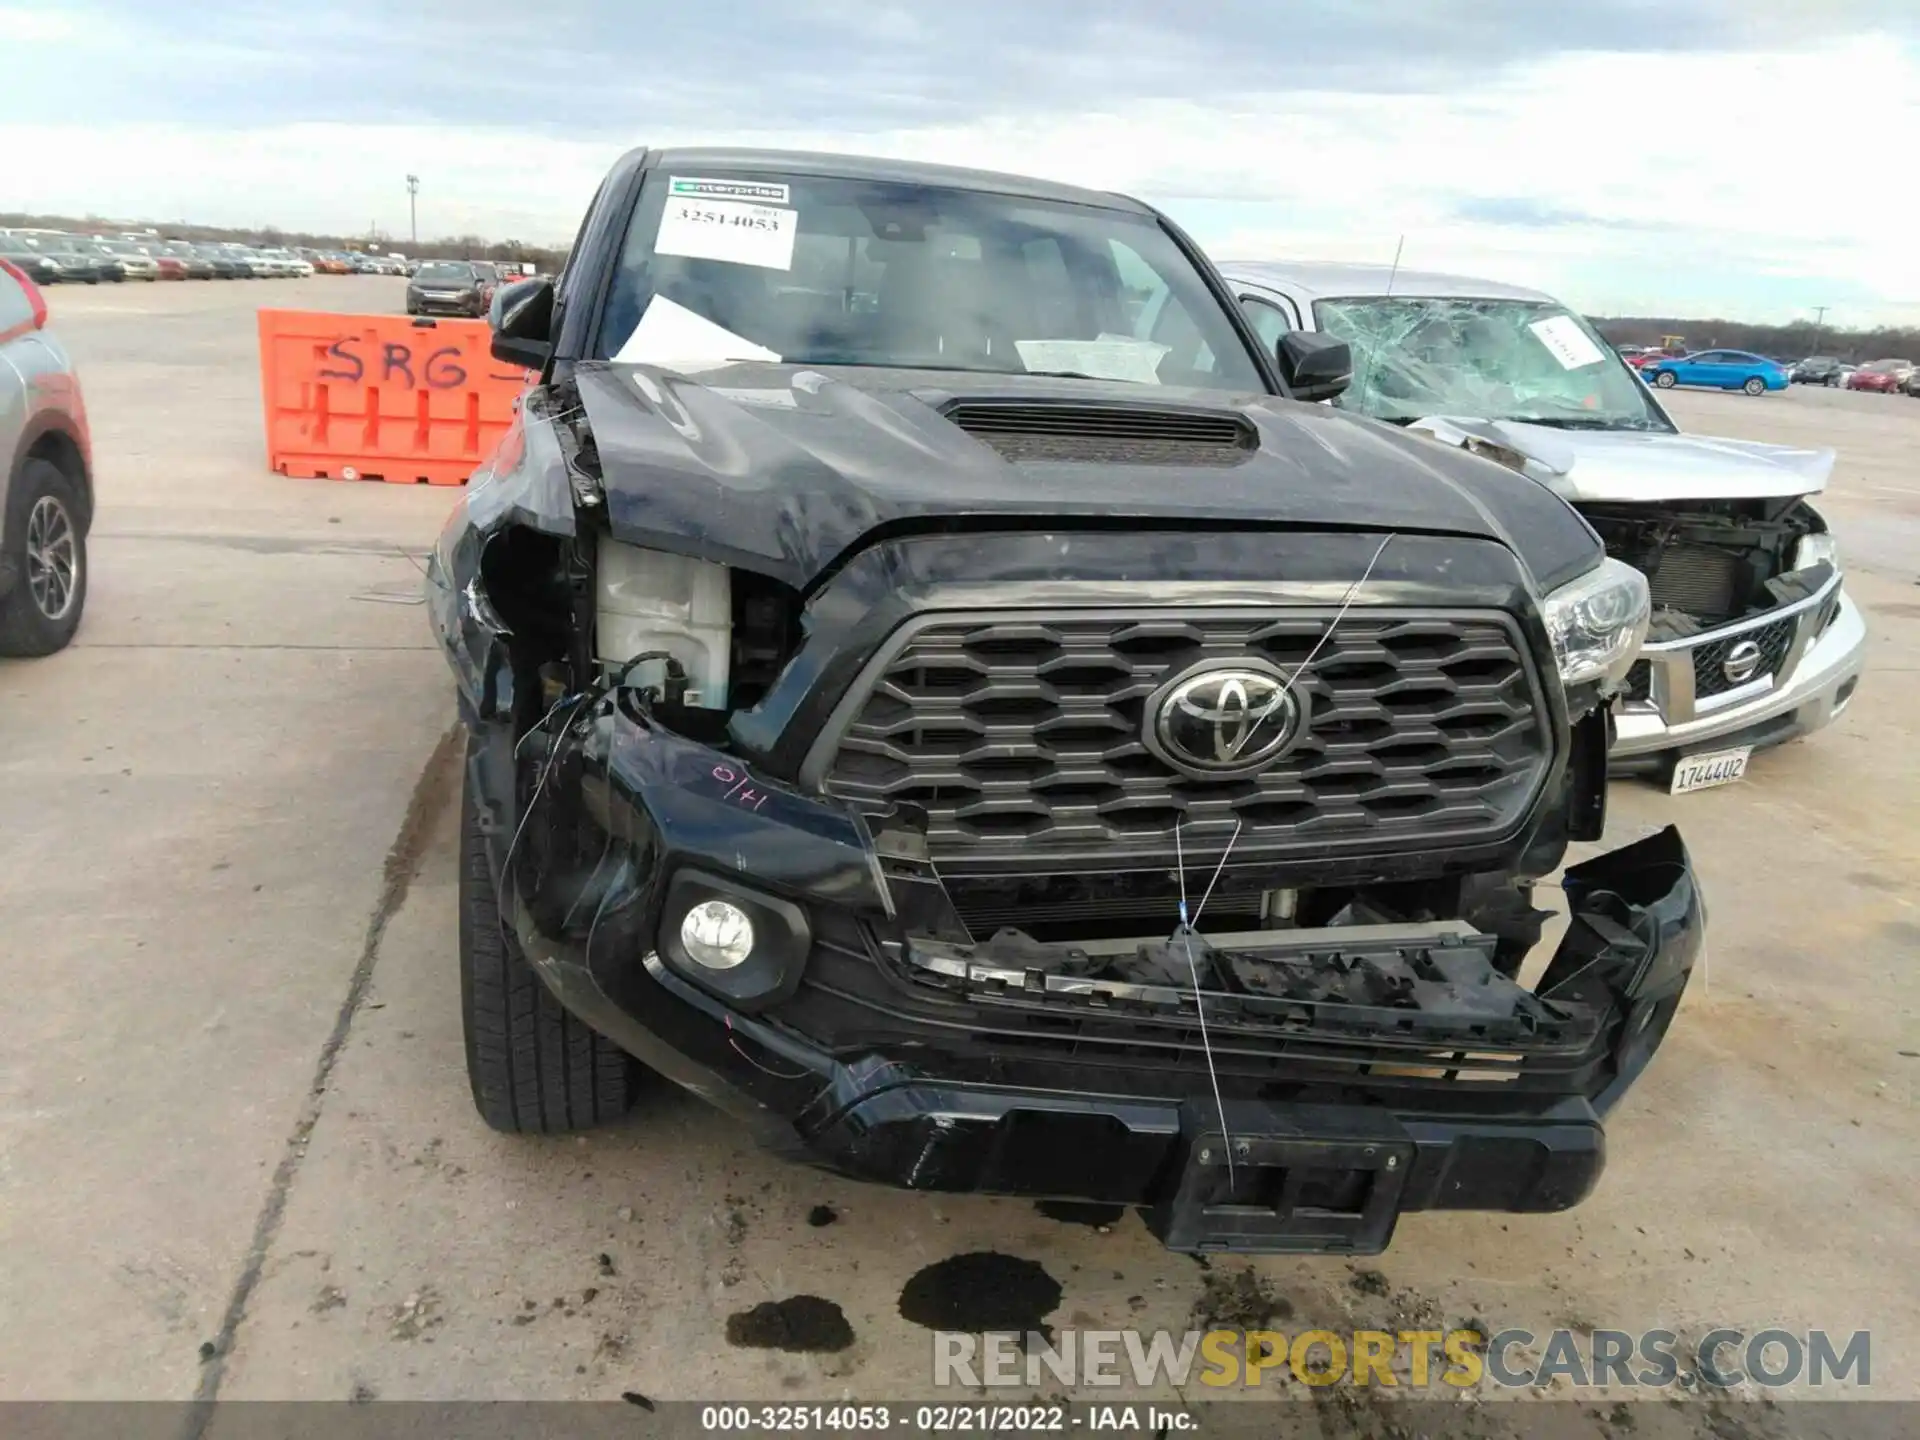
top-left (1848, 359), bottom-right (1914, 393)
top-left (153, 256), bottom-right (190, 281)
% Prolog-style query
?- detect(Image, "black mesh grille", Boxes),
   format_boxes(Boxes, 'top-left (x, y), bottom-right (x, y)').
top-left (942, 402), bottom-right (1254, 466)
top-left (821, 611), bottom-right (1551, 862)
top-left (1691, 617), bottom-right (1796, 699)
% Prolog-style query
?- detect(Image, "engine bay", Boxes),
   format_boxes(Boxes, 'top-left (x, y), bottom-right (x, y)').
top-left (1580, 497), bottom-right (1830, 641)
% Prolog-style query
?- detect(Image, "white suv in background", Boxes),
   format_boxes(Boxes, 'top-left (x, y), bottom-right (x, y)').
top-left (254, 248), bottom-right (315, 278)
top-left (1, 258), bottom-right (93, 655)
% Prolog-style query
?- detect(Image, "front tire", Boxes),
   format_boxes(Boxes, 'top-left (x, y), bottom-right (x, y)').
top-left (459, 748), bottom-right (642, 1133)
top-left (1654, 370), bottom-right (1678, 388)
top-left (1743, 376), bottom-right (1766, 396)
top-left (0, 458), bottom-right (88, 657)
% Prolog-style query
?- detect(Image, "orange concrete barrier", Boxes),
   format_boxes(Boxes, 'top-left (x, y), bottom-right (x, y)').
top-left (257, 309), bottom-right (532, 486)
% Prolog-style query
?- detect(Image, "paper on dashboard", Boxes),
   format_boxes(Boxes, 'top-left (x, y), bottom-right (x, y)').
top-left (1014, 334), bottom-right (1170, 384)
top-left (613, 295), bottom-right (781, 372)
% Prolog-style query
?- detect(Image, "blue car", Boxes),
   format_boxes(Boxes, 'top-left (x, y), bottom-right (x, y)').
top-left (1642, 349), bottom-right (1789, 396)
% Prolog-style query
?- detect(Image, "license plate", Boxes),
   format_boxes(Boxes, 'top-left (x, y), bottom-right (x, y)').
top-left (1671, 745), bottom-right (1751, 794)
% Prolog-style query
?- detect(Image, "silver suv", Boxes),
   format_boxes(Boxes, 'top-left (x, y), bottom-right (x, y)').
top-left (1, 258), bottom-right (92, 655)
top-left (1220, 261), bottom-right (1866, 794)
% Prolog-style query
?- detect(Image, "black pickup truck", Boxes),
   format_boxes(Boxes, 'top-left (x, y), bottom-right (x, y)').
top-left (426, 146), bottom-right (1703, 1256)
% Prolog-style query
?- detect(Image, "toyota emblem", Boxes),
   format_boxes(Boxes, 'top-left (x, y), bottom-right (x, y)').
top-left (1721, 639), bottom-right (1764, 685)
top-left (1143, 658), bottom-right (1305, 780)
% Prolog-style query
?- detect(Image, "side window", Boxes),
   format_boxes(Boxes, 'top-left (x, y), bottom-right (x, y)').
top-left (1238, 296), bottom-right (1292, 356)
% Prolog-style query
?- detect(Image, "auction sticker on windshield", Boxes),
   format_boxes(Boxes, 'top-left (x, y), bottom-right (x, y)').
top-left (656, 194), bottom-right (797, 271)
top-left (1671, 744), bottom-right (1752, 795)
top-left (1528, 314), bottom-right (1607, 370)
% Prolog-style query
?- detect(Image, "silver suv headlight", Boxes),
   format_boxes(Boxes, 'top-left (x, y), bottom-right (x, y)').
top-left (1793, 532), bottom-right (1838, 572)
top-left (1543, 557), bottom-right (1650, 689)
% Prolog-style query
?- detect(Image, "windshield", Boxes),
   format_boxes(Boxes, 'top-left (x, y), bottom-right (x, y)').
top-left (416, 262), bottom-right (473, 282)
top-left (1314, 295), bottom-right (1673, 432)
top-left (597, 170), bottom-right (1266, 390)
top-left (101, 241), bottom-right (145, 256)
top-left (1862, 359), bottom-right (1910, 373)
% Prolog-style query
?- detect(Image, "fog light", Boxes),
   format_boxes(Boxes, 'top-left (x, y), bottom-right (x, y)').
top-left (680, 900), bottom-right (755, 970)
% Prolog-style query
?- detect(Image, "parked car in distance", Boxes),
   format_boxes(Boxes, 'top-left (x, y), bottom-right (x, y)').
top-left (405, 260), bottom-right (493, 316)
top-left (216, 244), bottom-right (270, 277)
top-left (1639, 349), bottom-right (1787, 395)
top-left (151, 241), bottom-right (214, 280)
top-left (0, 257), bottom-right (94, 654)
top-left (1846, 359), bottom-right (1914, 393)
top-left (0, 238), bottom-right (63, 286)
top-left (92, 238), bottom-right (160, 281)
top-left (18, 235), bottom-right (106, 283)
top-left (1791, 356), bottom-right (1845, 385)
top-left (79, 239), bottom-right (133, 282)
top-left (1221, 259), bottom-right (1866, 786)
top-left (186, 244), bottom-right (242, 279)
top-left (251, 248), bottom-right (314, 278)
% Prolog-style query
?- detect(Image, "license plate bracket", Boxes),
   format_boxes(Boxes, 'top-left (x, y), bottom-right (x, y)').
top-left (1671, 744), bottom-right (1752, 794)
top-left (1148, 1109), bottom-right (1414, 1255)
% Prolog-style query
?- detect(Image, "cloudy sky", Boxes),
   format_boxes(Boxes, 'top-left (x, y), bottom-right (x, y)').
top-left (6, 1), bottom-right (1917, 324)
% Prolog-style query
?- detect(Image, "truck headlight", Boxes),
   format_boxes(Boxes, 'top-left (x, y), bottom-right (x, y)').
top-left (1793, 532), bottom-right (1838, 572)
top-left (1543, 558), bottom-right (1650, 689)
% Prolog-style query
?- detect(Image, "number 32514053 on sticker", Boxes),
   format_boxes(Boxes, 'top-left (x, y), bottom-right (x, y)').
top-left (655, 197), bottom-right (796, 271)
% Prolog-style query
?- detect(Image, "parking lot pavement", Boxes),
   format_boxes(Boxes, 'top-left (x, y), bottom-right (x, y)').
top-left (3, 281), bottom-right (1916, 1414)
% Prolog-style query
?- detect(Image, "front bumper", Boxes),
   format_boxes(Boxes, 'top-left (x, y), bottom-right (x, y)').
top-left (524, 926), bottom-right (1625, 1256)
top-left (449, 675), bottom-right (1703, 1253)
top-left (1612, 576), bottom-right (1866, 764)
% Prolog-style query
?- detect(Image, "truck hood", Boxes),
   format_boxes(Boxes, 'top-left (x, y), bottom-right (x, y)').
top-left (572, 361), bottom-right (1603, 593)
top-left (1405, 416), bottom-right (1834, 504)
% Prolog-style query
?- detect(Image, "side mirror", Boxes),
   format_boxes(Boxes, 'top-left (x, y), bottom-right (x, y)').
top-left (490, 276), bottom-right (554, 368)
top-left (1277, 331), bottom-right (1351, 402)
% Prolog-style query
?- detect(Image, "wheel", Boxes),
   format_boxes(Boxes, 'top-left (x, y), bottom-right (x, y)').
top-left (1743, 376), bottom-right (1766, 396)
top-left (1654, 370), bottom-right (1677, 388)
top-left (0, 458), bottom-right (88, 657)
top-left (459, 746), bottom-right (643, 1133)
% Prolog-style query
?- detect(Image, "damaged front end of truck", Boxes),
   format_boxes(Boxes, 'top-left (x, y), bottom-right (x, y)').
top-left (427, 357), bottom-right (1703, 1256)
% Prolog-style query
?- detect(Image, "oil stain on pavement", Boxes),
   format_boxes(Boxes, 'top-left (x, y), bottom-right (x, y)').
top-left (898, 1252), bottom-right (1062, 1334)
top-left (725, 1296), bottom-right (856, 1353)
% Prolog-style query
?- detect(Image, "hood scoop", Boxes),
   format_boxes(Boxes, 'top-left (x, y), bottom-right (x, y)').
top-left (940, 399), bottom-right (1256, 466)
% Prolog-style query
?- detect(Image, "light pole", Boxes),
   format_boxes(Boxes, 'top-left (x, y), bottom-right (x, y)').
top-left (1811, 305), bottom-right (1828, 352)
top-left (406, 175), bottom-right (420, 247)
